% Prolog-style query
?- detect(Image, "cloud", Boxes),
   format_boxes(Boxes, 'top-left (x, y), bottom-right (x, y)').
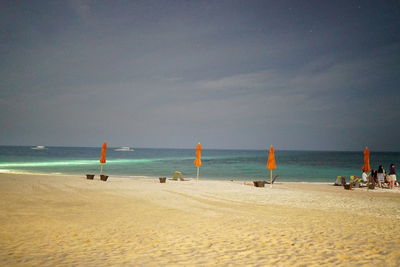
top-left (195, 43), bottom-right (399, 99)
top-left (1, 1), bottom-right (399, 150)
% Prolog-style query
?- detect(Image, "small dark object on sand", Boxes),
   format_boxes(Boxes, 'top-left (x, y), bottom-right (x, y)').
top-left (341, 177), bottom-right (352, 190)
top-left (253, 181), bottom-right (266, 187)
top-left (86, 174), bottom-right (95, 180)
top-left (100, 175), bottom-right (109, 181)
top-left (368, 183), bottom-right (375, 190)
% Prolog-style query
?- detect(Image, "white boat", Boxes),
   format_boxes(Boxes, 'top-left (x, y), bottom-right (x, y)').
top-left (114, 147), bottom-right (134, 151)
top-left (31, 146), bottom-right (46, 150)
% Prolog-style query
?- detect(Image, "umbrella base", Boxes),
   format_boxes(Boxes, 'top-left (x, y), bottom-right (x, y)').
top-left (368, 183), bottom-right (375, 190)
top-left (253, 181), bottom-right (265, 187)
top-left (100, 175), bottom-right (109, 181)
top-left (344, 184), bottom-right (352, 190)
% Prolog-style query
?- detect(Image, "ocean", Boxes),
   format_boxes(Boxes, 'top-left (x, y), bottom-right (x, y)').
top-left (0, 146), bottom-right (398, 182)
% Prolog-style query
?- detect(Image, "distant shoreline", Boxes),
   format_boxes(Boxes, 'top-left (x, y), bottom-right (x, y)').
top-left (0, 169), bottom-right (337, 183)
top-left (1, 171), bottom-right (400, 196)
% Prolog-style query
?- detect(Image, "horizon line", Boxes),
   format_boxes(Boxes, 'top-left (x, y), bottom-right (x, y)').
top-left (0, 144), bottom-right (399, 153)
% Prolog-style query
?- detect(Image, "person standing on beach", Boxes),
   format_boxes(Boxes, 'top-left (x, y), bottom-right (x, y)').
top-left (388, 164), bottom-right (396, 189)
top-left (362, 171), bottom-right (368, 183)
top-left (372, 170), bottom-right (378, 185)
top-left (370, 170), bottom-right (379, 186)
top-left (367, 169), bottom-right (374, 185)
top-left (377, 165), bottom-right (385, 188)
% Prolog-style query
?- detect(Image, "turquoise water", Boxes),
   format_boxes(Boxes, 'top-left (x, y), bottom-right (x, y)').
top-left (0, 146), bottom-right (398, 182)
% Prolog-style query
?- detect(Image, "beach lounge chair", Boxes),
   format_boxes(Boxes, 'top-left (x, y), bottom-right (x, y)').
top-left (334, 176), bottom-right (343, 186)
top-left (341, 176), bottom-right (352, 190)
top-left (253, 175), bottom-right (279, 187)
top-left (171, 171), bottom-right (185, 181)
top-left (350, 176), bottom-right (363, 188)
top-left (265, 174), bottom-right (280, 184)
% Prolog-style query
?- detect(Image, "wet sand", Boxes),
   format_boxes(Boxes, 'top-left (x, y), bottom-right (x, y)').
top-left (0, 173), bottom-right (399, 266)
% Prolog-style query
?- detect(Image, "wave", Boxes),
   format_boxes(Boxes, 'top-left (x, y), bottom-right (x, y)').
top-left (0, 159), bottom-right (155, 168)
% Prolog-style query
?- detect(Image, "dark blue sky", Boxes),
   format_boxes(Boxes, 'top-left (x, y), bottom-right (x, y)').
top-left (1, 0), bottom-right (399, 151)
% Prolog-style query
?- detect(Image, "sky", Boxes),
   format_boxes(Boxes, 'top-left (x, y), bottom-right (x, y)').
top-left (1, 0), bottom-right (399, 151)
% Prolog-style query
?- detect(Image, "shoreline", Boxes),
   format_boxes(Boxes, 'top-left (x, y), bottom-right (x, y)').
top-left (1, 171), bottom-right (400, 193)
top-left (0, 169), bottom-right (384, 184)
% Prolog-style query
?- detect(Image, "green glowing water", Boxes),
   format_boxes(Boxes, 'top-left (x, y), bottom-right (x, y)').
top-left (0, 146), bottom-right (398, 182)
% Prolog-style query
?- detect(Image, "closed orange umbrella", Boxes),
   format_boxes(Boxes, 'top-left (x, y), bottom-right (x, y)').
top-left (361, 147), bottom-right (371, 172)
top-left (99, 142), bottom-right (107, 174)
top-left (193, 143), bottom-right (202, 181)
top-left (267, 145), bottom-right (276, 187)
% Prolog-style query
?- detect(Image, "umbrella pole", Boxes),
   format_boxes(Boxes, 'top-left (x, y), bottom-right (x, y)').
top-left (100, 163), bottom-right (104, 175)
top-left (270, 170), bottom-right (272, 188)
top-left (197, 167), bottom-right (199, 182)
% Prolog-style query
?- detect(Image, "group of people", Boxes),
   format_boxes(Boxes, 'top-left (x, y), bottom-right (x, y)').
top-left (362, 164), bottom-right (397, 189)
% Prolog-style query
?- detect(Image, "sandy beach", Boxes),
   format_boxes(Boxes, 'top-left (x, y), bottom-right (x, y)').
top-left (0, 173), bottom-right (399, 266)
